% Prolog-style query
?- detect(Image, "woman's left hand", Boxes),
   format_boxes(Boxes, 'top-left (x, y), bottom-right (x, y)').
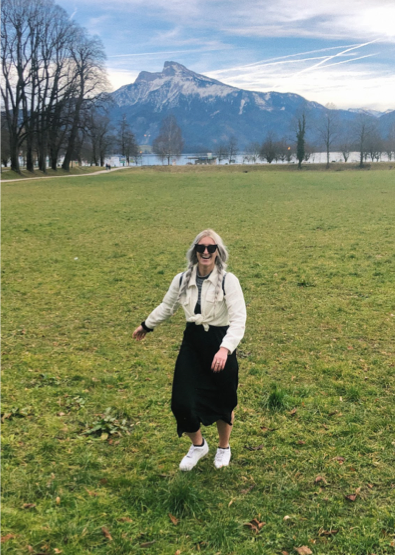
top-left (211, 347), bottom-right (229, 372)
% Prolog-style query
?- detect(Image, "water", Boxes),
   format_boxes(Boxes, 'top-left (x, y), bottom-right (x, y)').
top-left (106, 151), bottom-right (392, 167)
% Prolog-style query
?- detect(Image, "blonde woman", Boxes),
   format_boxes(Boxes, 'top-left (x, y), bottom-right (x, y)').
top-left (133, 230), bottom-right (246, 470)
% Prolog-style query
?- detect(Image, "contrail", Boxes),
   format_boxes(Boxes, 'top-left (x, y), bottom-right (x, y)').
top-left (313, 53), bottom-right (377, 70)
top-left (270, 39), bottom-right (380, 89)
top-left (288, 39), bottom-right (380, 78)
top-left (210, 43), bottom-right (370, 75)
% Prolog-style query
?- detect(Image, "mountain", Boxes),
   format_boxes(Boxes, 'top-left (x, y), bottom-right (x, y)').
top-left (109, 61), bottom-right (391, 150)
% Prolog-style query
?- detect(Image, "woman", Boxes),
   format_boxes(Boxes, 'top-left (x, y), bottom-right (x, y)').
top-left (133, 229), bottom-right (246, 471)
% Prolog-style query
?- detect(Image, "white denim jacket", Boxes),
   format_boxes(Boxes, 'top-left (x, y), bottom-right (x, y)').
top-left (145, 264), bottom-right (246, 354)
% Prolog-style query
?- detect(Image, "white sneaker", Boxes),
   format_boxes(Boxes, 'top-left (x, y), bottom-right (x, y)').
top-left (179, 439), bottom-right (209, 471)
top-left (214, 446), bottom-right (231, 469)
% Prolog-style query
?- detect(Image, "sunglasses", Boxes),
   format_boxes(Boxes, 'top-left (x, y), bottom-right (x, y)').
top-left (195, 244), bottom-right (218, 254)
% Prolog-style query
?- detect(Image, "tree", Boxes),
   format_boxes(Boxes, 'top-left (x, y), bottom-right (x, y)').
top-left (227, 136), bottom-right (238, 163)
top-left (353, 114), bottom-right (375, 168)
top-left (366, 129), bottom-right (383, 162)
top-left (259, 132), bottom-right (277, 163)
top-left (117, 114), bottom-right (138, 165)
top-left (243, 142), bottom-right (260, 164)
top-left (384, 124), bottom-right (395, 161)
top-left (317, 104), bottom-right (339, 169)
top-left (152, 115), bottom-right (184, 165)
top-left (1, 0), bottom-right (109, 173)
top-left (62, 29), bottom-right (108, 170)
top-left (295, 113), bottom-right (306, 169)
top-left (277, 138), bottom-right (293, 163)
top-left (214, 143), bottom-right (228, 164)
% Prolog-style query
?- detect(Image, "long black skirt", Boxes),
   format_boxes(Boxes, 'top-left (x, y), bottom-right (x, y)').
top-left (171, 323), bottom-right (239, 437)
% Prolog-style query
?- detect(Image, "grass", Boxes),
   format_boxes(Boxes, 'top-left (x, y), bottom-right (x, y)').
top-left (2, 166), bottom-right (395, 554)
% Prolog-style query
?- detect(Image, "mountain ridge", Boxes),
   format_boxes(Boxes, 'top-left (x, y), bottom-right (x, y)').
top-left (109, 62), bottom-right (394, 150)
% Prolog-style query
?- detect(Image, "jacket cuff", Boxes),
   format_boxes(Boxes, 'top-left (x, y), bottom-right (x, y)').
top-left (141, 321), bottom-right (153, 332)
top-left (220, 339), bottom-right (235, 355)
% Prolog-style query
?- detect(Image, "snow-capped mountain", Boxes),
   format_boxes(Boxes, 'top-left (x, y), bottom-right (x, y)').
top-left (109, 61), bottom-right (390, 150)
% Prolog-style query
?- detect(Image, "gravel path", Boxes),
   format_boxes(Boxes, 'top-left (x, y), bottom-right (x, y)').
top-left (3, 166), bottom-right (131, 183)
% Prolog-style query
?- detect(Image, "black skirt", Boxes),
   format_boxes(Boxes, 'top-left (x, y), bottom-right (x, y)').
top-left (171, 323), bottom-right (239, 437)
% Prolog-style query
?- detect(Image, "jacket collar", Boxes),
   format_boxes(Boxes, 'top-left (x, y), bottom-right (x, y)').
top-left (188, 264), bottom-right (219, 287)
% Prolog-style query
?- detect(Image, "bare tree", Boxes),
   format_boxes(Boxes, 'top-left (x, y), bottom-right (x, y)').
top-left (243, 141), bottom-right (260, 164)
top-left (227, 136), bottom-right (238, 163)
top-left (317, 104), bottom-right (339, 169)
top-left (214, 143), bottom-right (228, 164)
top-left (259, 132), bottom-right (277, 163)
top-left (276, 138), bottom-right (293, 163)
top-left (384, 124), bottom-right (395, 161)
top-left (117, 114), bottom-right (138, 165)
top-left (353, 114), bottom-right (375, 168)
top-left (366, 129), bottom-right (383, 162)
top-left (152, 115), bottom-right (184, 165)
top-left (62, 30), bottom-right (108, 170)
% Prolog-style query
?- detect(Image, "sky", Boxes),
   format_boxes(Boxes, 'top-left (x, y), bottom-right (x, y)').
top-left (57, 0), bottom-right (395, 112)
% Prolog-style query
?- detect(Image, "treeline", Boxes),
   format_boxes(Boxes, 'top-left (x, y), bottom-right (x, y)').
top-left (1, 0), bottom-right (139, 173)
top-left (213, 110), bottom-right (395, 168)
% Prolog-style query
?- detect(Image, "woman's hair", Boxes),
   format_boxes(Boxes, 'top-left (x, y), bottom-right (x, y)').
top-left (177, 229), bottom-right (229, 305)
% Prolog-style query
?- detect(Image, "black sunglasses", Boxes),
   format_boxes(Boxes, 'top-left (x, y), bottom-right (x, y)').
top-left (195, 244), bottom-right (218, 254)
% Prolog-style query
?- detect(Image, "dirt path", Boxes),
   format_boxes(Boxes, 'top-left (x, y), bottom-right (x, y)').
top-left (3, 166), bottom-right (132, 183)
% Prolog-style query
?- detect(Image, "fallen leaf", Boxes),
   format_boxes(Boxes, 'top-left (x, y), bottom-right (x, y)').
top-left (289, 408), bottom-right (297, 416)
top-left (56, 497), bottom-right (60, 505)
top-left (85, 488), bottom-right (98, 497)
top-left (101, 527), bottom-right (112, 541)
top-left (282, 552), bottom-right (289, 555)
top-left (54, 550), bottom-right (63, 554)
top-left (244, 444), bottom-right (264, 451)
top-left (260, 427), bottom-right (275, 433)
top-left (140, 541), bottom-right (156, 547)
top-left (57, 412), bottom-right (65, 416)
top-left (243, 518), bottom-right (265, 533)
top-left (22, 503), bottom-right (36, 509)
top-left (297, 440), bottom-right (306, 445)
top-left (175, 550), bottom-right (181, 555)
top-left (314, 476), bottom-right (328, 485)
top-left (318, 529), bottom-right (338, 536)
top-left (118, 517), bottom-right (133, 522)
top-left (294, 547), bottom-right (313, 555)
top-left (228, 499), bottom-right (234, 507)
top-left (1, 534), bottom-right (15, 543)
top-left (28, 547), bottom-right (34, 553)
top-left (367, 483), bottom-right (374, 489)
top-left (169, 513), bottom-right (179, 526)
top-left (333, 456), bottom-right (345, 464)
top-left (345, 494), bottom-right (357, 502)
top-left (283, 515), bottom-right (291, 521)
top-left (240, 484), bottom-right (255, 494)
top-left (100, 433), bottom-right (108, 441)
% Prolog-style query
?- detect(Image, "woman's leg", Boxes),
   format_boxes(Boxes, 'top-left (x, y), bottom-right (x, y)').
top-left (216, 411), bottom-right (234, 448)
top-left (185, 429), bottom-right (203, 445)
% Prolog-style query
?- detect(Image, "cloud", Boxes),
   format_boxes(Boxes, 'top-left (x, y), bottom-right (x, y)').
top-left (207, 55), bottom-right (394, 111)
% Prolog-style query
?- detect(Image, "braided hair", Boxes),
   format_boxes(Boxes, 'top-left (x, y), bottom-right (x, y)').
top-left (177, 229), bottom-right (229, 306)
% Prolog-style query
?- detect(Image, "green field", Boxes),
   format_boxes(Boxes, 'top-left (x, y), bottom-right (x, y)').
top-left (2, 166), bottom-right (395, 554)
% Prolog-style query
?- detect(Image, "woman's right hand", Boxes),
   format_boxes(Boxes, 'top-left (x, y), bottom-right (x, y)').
top-left (132, 325), bottom-right (147, 341)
